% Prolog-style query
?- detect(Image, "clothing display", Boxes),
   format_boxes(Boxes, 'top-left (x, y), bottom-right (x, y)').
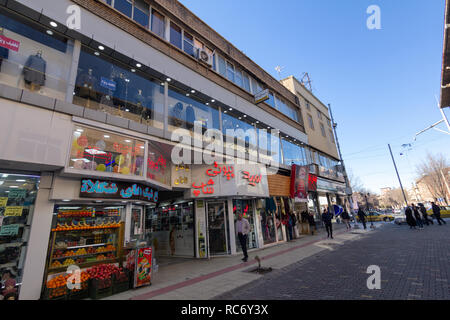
top-left (185, 105), bottom-right (196, 130)
top-left (23, 53), bottom-right (46, 86)
top-left (113, 74), bottom-right (127, 106)
top-left (0, 46), bottom-right (8, 70)
top-left (77, 70), bottom-right (98, 100)
top-left (169, 102), bottom-right (184, 127)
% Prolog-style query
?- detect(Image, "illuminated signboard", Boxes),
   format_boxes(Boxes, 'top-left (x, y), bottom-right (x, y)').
top-left (80, 179), bottom-right (158, 202)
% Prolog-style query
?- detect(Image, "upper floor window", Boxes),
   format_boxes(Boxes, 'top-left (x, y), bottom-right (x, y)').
top-left (234, 68), bottom-right (243, 88)
top-left (133, 0), bottom-right (150, 28)
top-left (275, 96), bottom-right (298, 122)
top-left (329, 129), bottom-right (335, 143)
top-left (305, 100), bottom-right (311, 110)
top-left (114, 0), bottom-right (132, 18)
top-left (317, 109), bottom-right (322, 120)
top-left (151, 9), bottom-right (165, 38)
top-left (218, 55), bottom-right (226, 77)
top-left (308, 114), bottom-right (314, 129)
top-left (320, 123), bottom-right (326, 137)
top-left (266, 92), bottom-right (275, 108)
top-left (226, 61), bottom-right (235, 82)
top-left (242, 73), bottom-right (251, 92)
top-left (327, 119), bottom-right (331, 127)
top-left (183, 31), bottom-right (195, 57)
top-left (169, 22), bottom-right (182, 49)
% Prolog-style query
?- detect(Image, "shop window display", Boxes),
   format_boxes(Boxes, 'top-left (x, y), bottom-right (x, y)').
top-left (222, 112), bottom-right (258, 160)
top-left (258, 198), bottom-right (276, 245)
top-left (0, 10), bottom-right (73, 101)
top-left (68, 125), bottom-right (145, 177)
top-left (147, 141), bottom-right (172, 187)
top-left (281, 139), bottom-right (308, 166)
top-left (0, 173), bottom-right (40, 300)
top-left (74, 47), bottom-right (165, 129)
top-left (145, 202), bottom-right (194, 257)
top-left (233, 200), bottom-right (258, 251)
top-left (257, 127), bottom-right (282, 166)
top-left (167, 86), bottom-right (220, 133)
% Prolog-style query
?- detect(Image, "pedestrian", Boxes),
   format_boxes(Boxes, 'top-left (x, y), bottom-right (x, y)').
top-left (405, 206), bottom-right (417, 229)
top-left (290, 212), bottom-right (297, 239)
top-left (357, 208), bottom-right (367, 230)
top-left (235, 213), bottom-right (250, 262)
top-left (308, 211), bottom-right (316, 235)
top-left (341, 208), bottom-right (351, 230)
top-left (287, 212), bottom-right (294, 241)
top-left (411, 204), bottom-right (424, 229)
top-left (432, 202), bottom-right (447, 225)
top-left (419, 203), bottom-right (433, 225)
top-left (321, 207), bottom-right (334, 239)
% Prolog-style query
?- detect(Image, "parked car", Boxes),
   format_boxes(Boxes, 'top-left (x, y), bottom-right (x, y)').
top-left (394, 214), bottom-right (407, 225)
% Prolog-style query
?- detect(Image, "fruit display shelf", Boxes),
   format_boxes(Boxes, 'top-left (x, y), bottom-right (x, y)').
top-left (51, 224), bottom-right (120, 232)
top-left (51, 250), bottom-right (116, 261)
top-left (48, 258), bottom-right (119, 274)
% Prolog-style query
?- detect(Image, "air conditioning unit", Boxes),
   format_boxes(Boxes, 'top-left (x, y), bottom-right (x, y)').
top-left (196, 48), bottom-right (213, 67)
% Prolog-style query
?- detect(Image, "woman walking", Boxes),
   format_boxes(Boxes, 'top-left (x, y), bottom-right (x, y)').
top-left (341, 209), bottom-right (351, 230)
top-left (405, 206), bottom-right (417, 229)
top-left (412, 204), bottom-right (423, 229)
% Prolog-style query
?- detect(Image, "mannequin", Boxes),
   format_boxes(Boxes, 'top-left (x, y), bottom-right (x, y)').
top-left (76, 68), bottom-right (98, 107)
top-left (0, 28), bottom-right (9, 71)
top-left (169, 102), bottom-right (184, 128)
top-left (23, 49), bottom-right (46, 91)
top-left (185, 105), bottom-right (196, 130)
top-left (134, 88), bottom-right (146, 119)
top-left (113, 72), bottom-right (127, 111)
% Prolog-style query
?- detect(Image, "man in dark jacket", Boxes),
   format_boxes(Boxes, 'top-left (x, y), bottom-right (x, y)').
top-left (405, 206), bottom-right (417, 229)
top-left (412, 204), bottom-right (423, 229)
top-left (419, 203), bottom-right (433, 225)
top-left (432, 202), bottom-right (447, 225)
top-left (321, 207), bottom-right (334, 239)
top-left (357, 208), bottom-right (367, 230)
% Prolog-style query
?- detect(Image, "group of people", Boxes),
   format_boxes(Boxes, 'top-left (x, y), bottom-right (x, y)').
top-left (404, 202), bottom-right (446, 229)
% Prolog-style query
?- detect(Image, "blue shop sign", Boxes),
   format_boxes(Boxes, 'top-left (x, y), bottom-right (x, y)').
top-left (80, 179), bottom-right (158, 202)
top-left (100, 77), bottom-right (116, 91)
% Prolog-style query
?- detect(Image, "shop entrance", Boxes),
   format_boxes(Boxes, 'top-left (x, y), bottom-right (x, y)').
top-left (206, 201), bottom-right (229, 256)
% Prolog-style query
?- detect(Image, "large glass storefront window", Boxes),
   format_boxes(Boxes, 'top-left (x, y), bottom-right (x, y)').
top-left (222, 112), bottom-right (257, 160)
top-left (145, 202), bottom-right (194, 257)
top-left (74, 47), bottom-right (165, 129)
top-left (0, 9), bottom-right (73, 101)
top-left (147, 140), bottom-right (172, 187)
top-left (167, 86), bottom-right (220, 133)
top-left (233, 199), bottom-right (258, 251)
top-left (0, 173), bottom-right (40, 299)
top-left (281, 139), bottom-right (309, 166)
top-left (69, 125), bottom-right (145, 176)
top-left (258, 127), bottom-right (282, 166)
top-left (257, 199), bottom-right (276, 245)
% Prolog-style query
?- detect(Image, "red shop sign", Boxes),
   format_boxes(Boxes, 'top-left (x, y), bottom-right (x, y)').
top-left (0, 35), bottom-right (20, 52)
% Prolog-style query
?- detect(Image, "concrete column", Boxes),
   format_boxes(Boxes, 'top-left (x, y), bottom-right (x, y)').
top-left (227, 198), bottom-right (236, 254)
top-left (19, 172), bottom-right (55, 300)
top-left (65, 40), bottom-right (81, 103)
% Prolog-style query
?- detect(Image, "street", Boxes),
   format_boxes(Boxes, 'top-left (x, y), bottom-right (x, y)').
top-left (214, 221), bottom-right (450, 300)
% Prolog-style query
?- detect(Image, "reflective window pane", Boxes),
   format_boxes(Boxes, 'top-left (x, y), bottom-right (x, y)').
top-left (114, 0), bottom-right (132, 18)
top-left (170, 22), bottom-right (182, 49)
top-left (151, 9), bottom-right (165, 38)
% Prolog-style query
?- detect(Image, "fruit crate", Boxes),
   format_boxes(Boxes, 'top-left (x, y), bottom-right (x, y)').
top-left (67, 280), bottom-right (89, 300)
top-left (112, 269), bottom-right (130, 294)
top-left (43, 286), bottom-right (68, 300)
top-left (89, 278), bottom-right (113, 300)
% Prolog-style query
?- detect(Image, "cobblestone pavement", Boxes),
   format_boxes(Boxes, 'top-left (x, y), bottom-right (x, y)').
top-left (214, 220), bottom-right (450, 300)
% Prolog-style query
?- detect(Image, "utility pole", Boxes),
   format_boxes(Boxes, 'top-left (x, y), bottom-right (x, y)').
top-left (328, 104), bottom-right (355, 226)
top-left (388, 144), bottom-right (408, 207)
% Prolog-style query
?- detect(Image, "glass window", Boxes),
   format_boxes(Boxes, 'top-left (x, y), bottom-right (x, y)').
top-left (69, 125), bottom-right (145, 176)
top-left (308, 114), bottom-right (314, 129)
top-left (317, 109), bottom-right (322, 120)
top-left (233, 200), bottom-right (258, 250)
top-left (275, 96), bottom-right (298, 121)
top-left (320, 123), bottom-right (326, 137)
top-left (0, 173), bottom-right (40, 297)
top-left (114, 0), bottom-right (132, 18)
top-left (74, 46), bottom-right (165, 129)
top-left (133, 0), bottom-right (149, 28)
top-left (170, 22), bottom-right (182, 49)
top-left (183, 31), bottom-right (195, 57)
top-left (257, 127), bottom-right (281, 165)
top-left (234, 68), bottom-right (243, 88)
top-left (194, 38), bottom-right (204, 54)
top-left (147, 141), bottom-right (172, 186)
top-left (222, 112), bottom-right (257, 159)
top-left (266, 92), bottom-right (275, 108)
top-left (250, 77), bottom-right (258, 94)
top-left (327, 119), bottom-right (331, 127)
top-left (329, 130), bottom-right (335, 143)
top-left (151, 9), bottom-right (165, 38)
top-left (305, 101), bottom-right (310, 110)
top-left (167, 86), bottom-right (220, 132)
top-left (218, 55), bottom-right (226, 77)
top-left (226, 61), bottom-right (234, 82)
top-left (0, 11), bottom-right (73, 101)
top-left (281, 139), bottom-right (308, 166)
top-left (242, 73), bottom-right (250, 92)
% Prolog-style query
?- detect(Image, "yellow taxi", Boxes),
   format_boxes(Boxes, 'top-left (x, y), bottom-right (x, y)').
top-left (355, 212), bottom-right (384, 222)
top-left (427, 206), bottom-right (450, 219)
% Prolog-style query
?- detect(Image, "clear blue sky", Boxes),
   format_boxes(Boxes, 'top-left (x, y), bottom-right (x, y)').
top-left (179, 0), bottom-right (450, 194)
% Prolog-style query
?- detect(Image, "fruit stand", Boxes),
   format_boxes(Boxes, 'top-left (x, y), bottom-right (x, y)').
top-left (41, 207), bottom-right (128, 300)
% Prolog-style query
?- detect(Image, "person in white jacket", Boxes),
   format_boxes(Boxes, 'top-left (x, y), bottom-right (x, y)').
top-left (235, 213), bottom-right (250, 262)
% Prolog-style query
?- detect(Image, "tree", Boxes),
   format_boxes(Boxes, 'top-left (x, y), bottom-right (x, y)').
top-left (416, 153), bottom-right (449, 205)
top-left (347, 169), bottom-right (368, 193)
top-left (379, 188), bottom-right (408, 209)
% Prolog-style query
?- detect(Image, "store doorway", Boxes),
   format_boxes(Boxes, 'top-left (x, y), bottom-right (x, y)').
top-left (206, 201), bottom-right (229, 256)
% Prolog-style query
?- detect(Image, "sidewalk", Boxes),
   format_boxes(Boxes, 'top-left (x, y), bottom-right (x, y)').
top-left (104, 222), bottom-right (384, 300)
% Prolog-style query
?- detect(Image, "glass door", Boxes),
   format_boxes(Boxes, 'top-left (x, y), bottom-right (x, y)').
top-left (206, 201), bottom-right (228, 256)
top-left (130, 205), bottom-right (144, 242)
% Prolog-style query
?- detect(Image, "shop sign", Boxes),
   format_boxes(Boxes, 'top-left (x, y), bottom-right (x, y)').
top-left (171, 164), bottom-right (191, 188)
top-left (4, 206), bottom-right (23, 217)
top-left (100, 77), bottom-right (116, 91)
top-left (0, 224), bottom-right (20, 236)
top-left (290, 164), bottom-right (309, 203)
top-left (80, 179), bottom-right (158, 202)
top-left (0, 35), bottom-right (20, 52)
top-left (254, 89), bottom-right (270, 104)
top-left (0, 197), bottom-right (7, 207)
top-left (187, 162), bottom-right (269, 198)
top-left (134, 247), bottom-right (152, 288)
top-left (308, 174), bottom-right (318, 192)
top-left (316, 178), bottom-right (346, 194)
top-left (7, 189), bottom-right (27, 199)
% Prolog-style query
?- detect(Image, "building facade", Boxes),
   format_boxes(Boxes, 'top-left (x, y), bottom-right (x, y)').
top-left (0, 0), bottom-right (317, 299)
top-left (280, 76), bottom-right (348, 219)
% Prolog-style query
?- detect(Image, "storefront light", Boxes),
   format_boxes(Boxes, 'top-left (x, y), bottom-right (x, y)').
top-left (16, 180), bottom-right (26, 182)
top-left (98, 45), bottom-right (105, 50)
top-left (211, 99), bottom-right (215, 102)
top-left (103, 135), bottom-right (110, 138)
top-left (125, 140), bottom-right (131, 143)
top-left (50, 21), bottom-right (58, 27)
top-left (136, 63), bottom-right (142, 68)
top-left (186, 93), bottom-right (190, 97)
top-left (191, 90), bottom-right (195, 93)
top-left (166, 78), bottom-right (171, 82)
top-left (76, 128), bottom-right (84, 132)
top-left (46, 30), bottom-right (53, 35)
top-left (131, 69), bottom-right (136, 73)
top-left (94, 52), bottom-right (100, 56)
top-left (9, 186), bottom-right (19, 188)
top-left (62, 199), bottom-right (71, 202)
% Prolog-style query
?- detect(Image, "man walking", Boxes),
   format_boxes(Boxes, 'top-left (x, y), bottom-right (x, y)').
top-left (235, 213), bottom-right (251, 262)
top-left (357, 208), bottom-right (367, 230)
top-left (419, 203), bottom-right (433, 226)
top-left (412, 204), bottom-right (424, 229)
top-left (341, 208), bottom-right (351, 230)
top-left (321, 207), bottom-right (334, 239)
top-left (432, 202), bottom-right (447, 225)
